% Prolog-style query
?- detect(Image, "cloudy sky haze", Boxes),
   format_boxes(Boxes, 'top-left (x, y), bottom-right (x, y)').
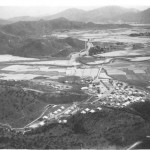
top-left (0, 0), bottom-right (150, 7)
top-left (0, 0), bottom-right (149, 19)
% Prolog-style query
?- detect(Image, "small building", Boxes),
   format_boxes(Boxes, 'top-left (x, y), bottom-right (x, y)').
top-left (81, 110), bottom-right (86, 114)
top-left (81, 87), bottom-right (88, 90)
top-left (90, 109), bottom-right (95, 113)
top-left (43, 116), bottom-right (48, 119)
top-left (123, 101), bottom-right (130, 106)
top-left (61, 106), bottom-right (65, 109)
top-left (54, 111), bottom-right (58, 114)
top-left (58, 120), bottom-right (62, 123)
top-left (85, 108), bottom-right (90, 111)
top-left (97, 107), bottom-right (102, 110)
top-left (39, 121), bottom-right (45, 126)
top-left (64, 110), bottom-right (71, 114)
top-left (57, 109), bottom-right (62, 112)
top-left (62, 120), bottom-right (67, 123)
top-left (29, 124), bottom-right (39, 128)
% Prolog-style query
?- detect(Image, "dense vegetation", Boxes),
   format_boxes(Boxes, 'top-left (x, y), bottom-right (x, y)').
top-left (0, 80), bottom-right (88, 128)
top-left (89, 46), bottom-right (105, 56)
top-left (0, 85), bottom-right (47, 128)
top-left (129, 100), bottom-right (150, 121)
top-left (0, 31), bottom-right (85, 57)
top-left (0, 106), bottom-right (150, 149)
top-left (39, 91), bottom-right (88, 104)
top-left (0, 79), bottom-right (150, 148)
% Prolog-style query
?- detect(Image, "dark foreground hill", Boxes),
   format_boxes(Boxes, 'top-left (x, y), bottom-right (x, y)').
top-left (0, 80), bottom-right (150, 149)
top-left (0, 104), bottom-right (150, 149)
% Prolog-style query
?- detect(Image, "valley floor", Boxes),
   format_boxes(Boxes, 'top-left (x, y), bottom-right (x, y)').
top-left (0, 27), bottom-right (150, 149)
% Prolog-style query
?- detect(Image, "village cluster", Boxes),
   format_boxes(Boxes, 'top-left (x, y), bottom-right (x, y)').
top-left (81, 76), bottom-right (148, 108)
top-left (98, 80), bottom-right (149, 107)
top-left (25, 78), bottom-right (149, 131)
top-left (26, 102), bottom-right (103, 130)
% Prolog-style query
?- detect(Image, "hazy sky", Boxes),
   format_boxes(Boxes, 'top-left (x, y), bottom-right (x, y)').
top-left (0, 0), bottom-right (150, 19)
top-left (1, 0), bottom-right (150, 7)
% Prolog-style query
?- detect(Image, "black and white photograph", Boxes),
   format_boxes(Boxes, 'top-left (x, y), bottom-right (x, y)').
top-left (0, 0), bottom-right (150, 149)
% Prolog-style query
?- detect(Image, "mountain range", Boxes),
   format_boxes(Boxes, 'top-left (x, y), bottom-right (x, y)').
top-left (0, 6), bottom-right (150, 58)
top-left (0, 17), bottom-right (131, 37)
top-left (43, 6), bottom-right (139, 23)
top-left (1, 6), bottom-right (150, 24)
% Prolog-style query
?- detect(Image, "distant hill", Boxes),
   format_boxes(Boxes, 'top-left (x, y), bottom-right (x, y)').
top-left (51, 37), bottom-right (85, 57)
top-left (43, 8), bottom-right (86, 21)
top-left (0, 31), bottom-right (85, 57)
top-left (0, 18), bottom-right (85, 37)
top-left (0, 17), bottom-right (131, 57)
top-left (138, 8), bottom-right (150, 24)
top-left (9, 16), bottom-right (38, 22)
top-left (40, 6), bottom-right (150, 24)
top-left (0, 19), bottom-right (12, 25)
top-left (114, 8), bottom-right (150, 23)
top-left (2, 6), bottom-right (150, 24)
top-left (81, 6), bottom-right (138, 23)
top-left (12, 37), bottom-right (85, 57)
top-left (41, 6), bottom-right (139, 23)
top-left (0, 17), bottom-right (131, 37)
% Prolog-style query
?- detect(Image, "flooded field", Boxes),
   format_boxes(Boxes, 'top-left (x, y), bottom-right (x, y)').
top-left (53, 28), bottom-right (150, 44)
top-left (0, 26), bottom-right (150, 84)
top-left (0, 54), bottom-right (38, 62)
